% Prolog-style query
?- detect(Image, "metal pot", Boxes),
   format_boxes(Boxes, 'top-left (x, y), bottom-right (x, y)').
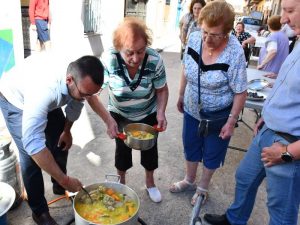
top-left (0, 182), bottom-right (16, 225)
top-left (117, 123), bottom-right (163, 151)
top-left (73, 175), bottom-right (140, 225)
top-left (0, 138), bottom-right (23, 209)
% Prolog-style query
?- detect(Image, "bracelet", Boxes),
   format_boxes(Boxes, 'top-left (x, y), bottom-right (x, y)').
top-left (229, 113), bottom-right (238, 121)
top-left (60, 175), bottom-right (69, 186)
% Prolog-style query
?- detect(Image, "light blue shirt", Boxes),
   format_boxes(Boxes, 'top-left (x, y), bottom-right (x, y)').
top-left (263, 43), bottom-right (300, 136)
top-left (0, 54), bottom-right (84, 155)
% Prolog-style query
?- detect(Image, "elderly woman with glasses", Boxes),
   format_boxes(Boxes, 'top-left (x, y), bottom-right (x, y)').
top-left (169, 0), bottom-right (247, 206)
top-left (98, 17), bottom-right (169, 203)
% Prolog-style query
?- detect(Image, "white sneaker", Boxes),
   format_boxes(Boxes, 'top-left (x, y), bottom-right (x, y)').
top-left (146, 187), bottom-right (162, 203)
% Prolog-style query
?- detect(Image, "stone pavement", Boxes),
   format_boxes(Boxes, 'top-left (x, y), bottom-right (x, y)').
top-left (3, 35), bottom-right (299, 224)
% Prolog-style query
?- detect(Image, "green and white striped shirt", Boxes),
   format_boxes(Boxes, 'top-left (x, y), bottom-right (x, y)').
top-left (101, 47), bottom-right (167, 121)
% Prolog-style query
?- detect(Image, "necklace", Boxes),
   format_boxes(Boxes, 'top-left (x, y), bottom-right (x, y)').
top-left (208, 48), bottom-right (214, 56)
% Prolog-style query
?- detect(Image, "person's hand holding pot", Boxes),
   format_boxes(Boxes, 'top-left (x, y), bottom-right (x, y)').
top-left (156, 112), bottom-right (167, 131)
top-left (105, 115), bottom-right (119, 139)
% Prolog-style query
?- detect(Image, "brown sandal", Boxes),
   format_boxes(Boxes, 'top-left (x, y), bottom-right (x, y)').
top-left (191, 187), bottom-right (208, 206)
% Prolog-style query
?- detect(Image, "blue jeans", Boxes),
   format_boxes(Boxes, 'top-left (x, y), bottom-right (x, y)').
top-left (226, 125), bottom-right (300, 225)
top-left (0, 95), bottom-right (67, 216)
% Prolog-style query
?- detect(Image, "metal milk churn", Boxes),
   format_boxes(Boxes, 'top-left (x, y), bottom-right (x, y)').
top-left (0, 137), bottom-right (23, 208)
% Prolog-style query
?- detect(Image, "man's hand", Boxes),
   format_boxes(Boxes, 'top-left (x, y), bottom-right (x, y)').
top-left (60, 175), bottom-right (82, 193)
top-left (257, 64), bottom-right (264, 70)
top-left (261, 142), bottom-right (285, 167)
top-left (30, 24), bottom-right (37, 31)
top-left (106, 116), bottom-right (118, 139)
top-left (263, 72), bottom-right (277, 79)
top-left (177, 95), bottom-right (184, 113)
top-left (156, 113), bottom-right (167, 131)
top-left (253, 118), bottom-right (264, 136)
top-left (58, 131), bottom-right (72, 151)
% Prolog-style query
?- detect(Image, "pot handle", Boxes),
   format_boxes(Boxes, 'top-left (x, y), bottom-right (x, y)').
top-left (153, 124), bottom-right (164, 132)
top-left (117, 133), bottom-right (127, 140)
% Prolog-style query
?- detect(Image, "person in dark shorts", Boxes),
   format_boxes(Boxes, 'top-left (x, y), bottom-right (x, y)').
top-left (98, 17), bottom-right (169, 203)
top-left (29, 0), bottom-right (51, 51)
top-left (169, 1), bottom-right (247, 207)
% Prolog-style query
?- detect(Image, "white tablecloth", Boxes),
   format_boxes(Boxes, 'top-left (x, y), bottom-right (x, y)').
top-left (245, 68), bottom-right (273, 111)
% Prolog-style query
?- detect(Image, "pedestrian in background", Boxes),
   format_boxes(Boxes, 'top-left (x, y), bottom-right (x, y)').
top-left (29, 0), bottom-right (51, 51)
top-left (257, 15), bottom-right (289, 74)
top-left (99, 17), bottom-right (169, 203)
top-left (204, 0), bottom-right (300, 224)
top-left (169, 0), bottom-right (247, 206)
top-left (232, 22), bottom-right (256, 64)
top-left (179, 0), bottom-right (206, 59)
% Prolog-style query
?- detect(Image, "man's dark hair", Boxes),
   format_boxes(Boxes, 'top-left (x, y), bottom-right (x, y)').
top-left (67, 55), bottom-right (104, 86)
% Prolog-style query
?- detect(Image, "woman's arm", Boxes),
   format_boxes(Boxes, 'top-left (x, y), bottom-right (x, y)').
top-left (242, 36), bottom-right (256, 48)
top-left (219, 91), bottom-right (247, 139)
top-left (257, 50), bottom-right (277, 69)
top-left (156, 84), bottom-right (169, 130)
top-left (177, 66), bottom-right (187, 113)
top-left (180, 14), bottom-right (190, 44)
top-left (257, 41), bottom-right (277, 69)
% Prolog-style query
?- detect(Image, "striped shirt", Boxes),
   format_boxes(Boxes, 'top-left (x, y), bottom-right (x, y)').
top-left (101, 48), bottom-right (167, 121)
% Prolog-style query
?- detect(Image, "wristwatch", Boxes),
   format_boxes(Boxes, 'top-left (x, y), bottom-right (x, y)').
top-left (281, 145), bottom-right (294, 162)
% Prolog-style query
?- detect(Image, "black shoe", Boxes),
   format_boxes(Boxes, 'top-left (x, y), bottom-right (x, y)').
top-left (52, 184), bottom-right (65, 195)
top-left (204, 214), bottom-right (231, 225)
top-left (32, 212), bottom-right (59, 225)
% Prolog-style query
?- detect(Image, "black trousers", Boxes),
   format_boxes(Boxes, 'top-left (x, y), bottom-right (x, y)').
top-left (110, 112), bottom-right (159, 171)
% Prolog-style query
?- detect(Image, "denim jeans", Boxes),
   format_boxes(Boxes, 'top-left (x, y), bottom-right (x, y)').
top-left (0, 95), bottom-right (67, 216)
top-left (226, 125), bottom-right (300, 225)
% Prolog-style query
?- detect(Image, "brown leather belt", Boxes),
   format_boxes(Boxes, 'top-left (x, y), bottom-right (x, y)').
top-left (275, 131), bottom-right (300, 143)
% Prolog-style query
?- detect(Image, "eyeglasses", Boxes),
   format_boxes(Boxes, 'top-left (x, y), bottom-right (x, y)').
top-left (73, 78), bottom-right (99, 98)
top-left (201, 30), bottom-right (227, 40)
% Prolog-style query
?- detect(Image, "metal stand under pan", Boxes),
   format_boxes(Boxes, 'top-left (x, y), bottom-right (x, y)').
top-left (65, 217), bottom-right (147, 225)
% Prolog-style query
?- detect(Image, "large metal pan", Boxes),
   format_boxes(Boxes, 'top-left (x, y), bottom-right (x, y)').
top-left (73, 175), bottom-right (140, 225)
top-left (0, 182), bottom-right (15, 225)
top-left (117, 123), bottom-right (163, 151)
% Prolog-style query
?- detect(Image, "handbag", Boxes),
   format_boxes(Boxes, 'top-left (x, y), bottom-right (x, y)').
top-left (198, 104), bottom-right (232, 137)
top-left (195, 42), bottom-right (231, 137)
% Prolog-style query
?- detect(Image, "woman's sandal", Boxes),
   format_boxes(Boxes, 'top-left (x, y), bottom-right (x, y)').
top-left (191, 187), bottom-right (208, 206)
top-left (169, 180), bottom-right (197, 193)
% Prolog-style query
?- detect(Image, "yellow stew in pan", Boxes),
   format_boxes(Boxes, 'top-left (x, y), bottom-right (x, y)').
top-left (127, 131), bottom-right (154, 140)
top-left (75, 185), bottom-right (138, 224)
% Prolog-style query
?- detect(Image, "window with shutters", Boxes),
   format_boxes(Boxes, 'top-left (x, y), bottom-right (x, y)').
top-left (83, 0), bottom-right (101, 34)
